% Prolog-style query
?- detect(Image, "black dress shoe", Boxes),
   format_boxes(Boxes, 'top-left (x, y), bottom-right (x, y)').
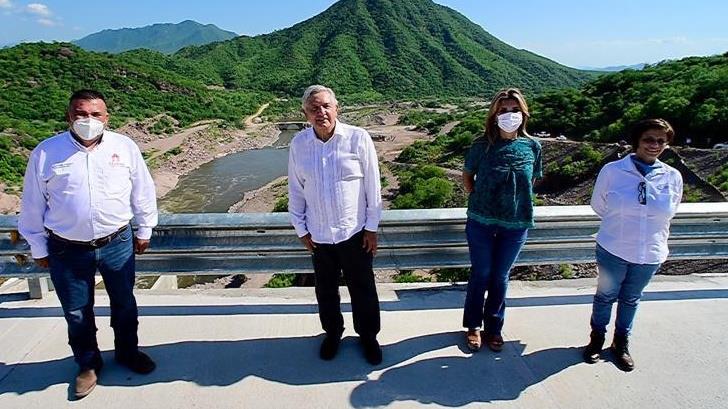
top-left (115, 350), bottom-right (156, 374)
top-left (361, 338), bottom-right (382, 365)
top-left (320, 334), bottom-right (342, 360)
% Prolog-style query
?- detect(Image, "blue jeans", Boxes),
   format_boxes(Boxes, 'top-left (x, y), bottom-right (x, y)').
top-left (48, 225), bottom-right (139, 370)
top-left (590, 244), bottom-right (660, 337)
top-left (462, 219), bottom-right (528, 335)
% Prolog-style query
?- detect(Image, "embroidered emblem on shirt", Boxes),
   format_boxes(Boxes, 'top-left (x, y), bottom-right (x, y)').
top-left (51, 162), bottom-right (73, 170)
top-left (50, 162), bottom-right (73, 175)
top-left (110, 153), bottom-right (125, 167)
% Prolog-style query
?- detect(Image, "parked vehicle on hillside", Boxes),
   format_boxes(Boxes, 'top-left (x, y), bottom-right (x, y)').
top-left (713, 143), bottom-right (728, 150)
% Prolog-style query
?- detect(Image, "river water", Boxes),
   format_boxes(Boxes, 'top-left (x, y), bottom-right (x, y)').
top-left (159, 129), bottom-right (297, 213)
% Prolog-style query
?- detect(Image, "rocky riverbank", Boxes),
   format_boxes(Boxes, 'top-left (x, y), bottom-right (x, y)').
top-left (0, 184), bottom-right (20, 215)
top-left (121, 119), bottom-right (280, 199)
top-left (228, 111), bottom-right (434, 213)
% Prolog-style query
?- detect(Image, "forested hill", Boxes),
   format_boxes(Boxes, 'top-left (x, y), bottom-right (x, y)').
top-left (0, 0), bottom-right (602, 188)
top-left (73, 20), bottom-right (238, 54)
top-left (530, 53), bottom-right (728, 148)
top-left (0, 43), bottom-right (270, 186)
top-left (176, 0), bottom-right (592, 98)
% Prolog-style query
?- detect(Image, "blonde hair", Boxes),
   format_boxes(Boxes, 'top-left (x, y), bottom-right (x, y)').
top-left (484, 88), bottom-right (530, 145)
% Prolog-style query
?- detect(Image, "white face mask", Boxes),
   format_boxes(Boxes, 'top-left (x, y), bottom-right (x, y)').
top-left (497, 112), bottom-right (523, 133)
top-left (72, 117), bottom-right (105, 141)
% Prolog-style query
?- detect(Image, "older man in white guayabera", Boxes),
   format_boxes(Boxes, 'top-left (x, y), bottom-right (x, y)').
top-left (18, 90), bottom-right (158, 399)
top-left (287, 85), bottom-right (384, 365)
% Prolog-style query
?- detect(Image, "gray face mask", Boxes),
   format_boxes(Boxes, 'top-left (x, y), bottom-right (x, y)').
top-left (497, 112), bottom-right (523, 133)
top-left (72, 117), bottom-right (105, 141)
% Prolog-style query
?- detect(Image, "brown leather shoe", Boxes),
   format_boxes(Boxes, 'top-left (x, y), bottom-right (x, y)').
top-left (74, 369), bottom-right (97, 399)
top-left (465, 329), bottom-right (481, 352)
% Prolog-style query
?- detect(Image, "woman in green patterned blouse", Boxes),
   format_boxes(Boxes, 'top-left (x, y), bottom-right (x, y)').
top-left (461, 88), bottom-right (542, 352)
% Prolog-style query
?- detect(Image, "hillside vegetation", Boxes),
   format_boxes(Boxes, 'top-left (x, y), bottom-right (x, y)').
top-left (393, 104), bottom-right (728, 209)
top-left (0, 43), bottom-right (269, 187)
top-left (529, 53), bottom-right (728, 148)
top-left (0, 0), bottom-right (597, 189)
top-left (4, 0), bottom-right (727, 191)
top-left (177, 0), bottom-right (591, 98)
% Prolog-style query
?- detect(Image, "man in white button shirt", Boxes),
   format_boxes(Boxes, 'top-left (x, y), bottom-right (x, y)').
top-left (18, 90), bottom-right (158, 399)
top-left (288, 85), bottom-right (383, 365)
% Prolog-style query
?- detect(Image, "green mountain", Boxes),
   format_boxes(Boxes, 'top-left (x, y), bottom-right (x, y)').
top-left (177, 0), bottom-right (592, 98)
top-left (0, 42), bottom-right (269, 186)
top-left (0, 0), bottom-right (598, 187)
top-left (529, 53), bottom-right (728, 147)
top-left (73, 20), bottom-right (238, 54)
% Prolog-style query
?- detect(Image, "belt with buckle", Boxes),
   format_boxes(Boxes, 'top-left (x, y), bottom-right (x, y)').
top-left (47, 225), bottom-right (129, 248)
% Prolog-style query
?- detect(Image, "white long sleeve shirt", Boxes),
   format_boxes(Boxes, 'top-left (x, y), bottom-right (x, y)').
top-left (18, 130), bottom-right (158, 258)
top-left (288, 121), bottom-right (382, 244)
top-left (590, 154), bottom-right (683, 264)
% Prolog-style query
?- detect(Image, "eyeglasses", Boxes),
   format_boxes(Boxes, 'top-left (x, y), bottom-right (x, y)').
top-left (641, 137), bottom-right (668, 146)
top-left (638, 181), bottom-right (646, 205)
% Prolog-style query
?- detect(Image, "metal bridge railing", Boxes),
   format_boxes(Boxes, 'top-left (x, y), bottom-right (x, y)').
top-left (2, 203), bottom-right (727, 297)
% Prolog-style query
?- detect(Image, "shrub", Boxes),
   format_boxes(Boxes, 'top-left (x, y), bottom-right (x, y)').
top-left (708, 164), bottom-right (728, 195)
top-left (393, 270), bottom-right (429, 283)
top-left (168, 146), bottom-right (183, 155)
top-left (273, 195), bottom-right (288, 212)
top-left (682, 186), bottom-right (705, 203)
top-left (559, 264), bottom-right (575, 279)
top-left (393, 177), bottom-right (453, 209)
top-left (264, 273), bottom-right (296, 288)
top-left (433, 268), bottom-right (470, 283)
top-left (20, 136), bottom-right (38, 150)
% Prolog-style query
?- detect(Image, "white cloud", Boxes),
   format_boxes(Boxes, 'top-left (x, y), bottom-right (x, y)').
top-left (0, 0), bottom-right (13, 9)
top-left (37, 17), bottom-right (55, 26)
top-left (26, 3), bottom-right (51, 17)
top-left (21, 3), bottom-right (62, 27)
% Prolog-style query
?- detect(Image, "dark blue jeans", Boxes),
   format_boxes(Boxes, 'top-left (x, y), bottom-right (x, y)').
top-left (48, 224), bottom-right (139, 370)
top-left (462, 219), bottom-right (528, 335)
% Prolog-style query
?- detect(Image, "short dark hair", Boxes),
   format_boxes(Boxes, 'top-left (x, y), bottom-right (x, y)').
top-left (629, 118), bottom-right (675, 147)
top-left (69, 89), bottom-right (106, 107)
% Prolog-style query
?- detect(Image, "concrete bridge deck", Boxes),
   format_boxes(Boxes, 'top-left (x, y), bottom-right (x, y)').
top-left (1, 275), bottom-right (727, 408)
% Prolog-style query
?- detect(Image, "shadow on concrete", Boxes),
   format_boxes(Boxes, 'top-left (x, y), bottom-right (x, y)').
top-left (0, 331), bottom-right (481, 400)
top-left (0, 293), bottom-right (29, 304)
top-left (350, 341), bottom-right (583, 407)
top-left (2, 288), bottom-right (727, 318)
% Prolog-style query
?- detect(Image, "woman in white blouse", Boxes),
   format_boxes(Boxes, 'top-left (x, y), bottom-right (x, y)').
top-left (583, 118), bottom-right (683, 371)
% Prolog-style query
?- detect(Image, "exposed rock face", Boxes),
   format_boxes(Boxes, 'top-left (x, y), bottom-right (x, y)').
top-left (0, 184), bottom-right (20, 215)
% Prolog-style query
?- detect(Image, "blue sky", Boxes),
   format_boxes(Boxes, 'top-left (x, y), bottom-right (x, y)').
top-left (1, 0), bottom-right (727, 68)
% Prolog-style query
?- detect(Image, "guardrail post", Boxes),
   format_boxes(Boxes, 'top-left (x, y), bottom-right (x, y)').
top-left (28, 277), bottom-right (50, 299)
